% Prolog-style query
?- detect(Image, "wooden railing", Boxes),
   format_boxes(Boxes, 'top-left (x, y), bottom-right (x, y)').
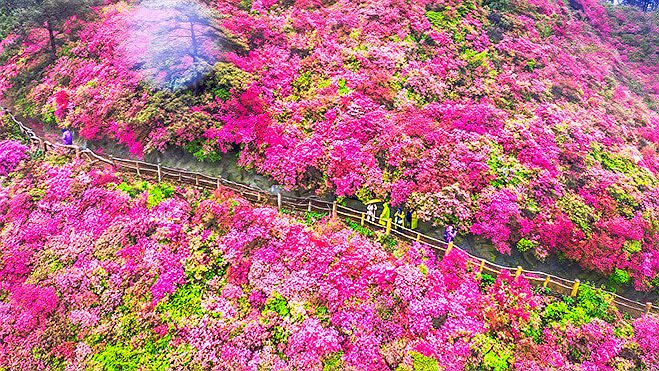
top-left (3, 108), bottom-right (657, 319)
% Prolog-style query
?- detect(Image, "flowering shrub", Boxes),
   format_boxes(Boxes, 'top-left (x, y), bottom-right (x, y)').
top-left (1, 0), bottom-right (658, 287)
top-left (0, 140), bottom-right (28, 176)
top-left (1, 142), bottom-right (658, 369)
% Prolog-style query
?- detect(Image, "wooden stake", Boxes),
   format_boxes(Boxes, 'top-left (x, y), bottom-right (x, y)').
top-left (307, 201), bottom-right (312, 212)
top-left (360, 213), bottom-right (365, 226)
top-left (136, 161), bottom-right (140, 176)
top-left (332, 201), bottom-right (337, 219)
top-left (277, 193), bottom-right (282, 210)
top-left (570, 279), bottom-right (580, 297)
top-left (385, 219), bottom-right (392, 235)
top-left (543, 275), bottom-right (550, 288)
top-left (646, 302), bottom-right (653, 314)
top-left (416, 233), bottom-right (421, 242)
top-left (446, 241), bottom-right (454, 255)
top-left (479, 261), bottom-right (485, 273)
top-left (515, 266), bottom-right (523, 278)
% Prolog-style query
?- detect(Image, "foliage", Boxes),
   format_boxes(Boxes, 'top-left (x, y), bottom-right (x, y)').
top-left (1, 0), bottom-right (659, 290)
top-left (0, 145), bottom-right (657, 370)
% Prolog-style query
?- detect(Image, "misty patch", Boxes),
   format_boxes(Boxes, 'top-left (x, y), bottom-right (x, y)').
top-left (124, 0), bottom-right (227, 92)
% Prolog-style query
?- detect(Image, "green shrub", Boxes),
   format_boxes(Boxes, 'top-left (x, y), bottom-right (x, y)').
top-left (516, 238), bottom-right (538, 252)
top-left (623, 239), bottom-right (642, 254)
top-left (156, 283), bottom-right (204, 323)
top-left (264, 291), bottom-right (289, 317)
top-left (322, 352), bottom-right (344, 371)
top-left (556, 193), bottom-right (598, 235)
top-left (303, 211), bottom-right (327, 226)
top-left (345, 218), bottom-right (375, 237)
top-left (609, 268), bottom-right (631, 286)
top-left (410, 351), bottom-right (439, 371)
top-left (479, 273), bottom-right (496, 290)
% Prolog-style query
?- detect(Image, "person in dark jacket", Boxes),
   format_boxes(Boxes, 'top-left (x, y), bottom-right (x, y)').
top-left (444, 225), bottom-right (457, 243)
top-left (62, 128), bottom-right (73, 145)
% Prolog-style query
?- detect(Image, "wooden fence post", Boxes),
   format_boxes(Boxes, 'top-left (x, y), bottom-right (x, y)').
top-left (385, 219), bottom-right (392, 235)
top-left (217, 178), bottom-right (221, 189)
top-left (416, 233), bottom-right (421, 242)
top-left (515, 266), bottom-right (523, 278)
top-left (543, 275), bottom-right (550, 288)
top-left (479, 261), bottom-right (485, 274)
top-left (332, 201), bottom-right (337, 219)
top-left (111, 156), bottom-right (116, 168)
top-left (277, 193), bottom-right (282, 210)
top-left (570, 279), bottom-right (580, 297)
top-left (195, 174), bottom-right (199, 186)
top-left (646, 302), bottom-right (653, 314)
top-left (136, 161), bottom-right (140, 176)
top-left (75, 147), bottom-right (80, 159)
top-left (446, 241), bottom-right (454, 255)
top-left (360, 213), bottom-right (365, 226)
top-left (307, 201), bottom-right (312, 212)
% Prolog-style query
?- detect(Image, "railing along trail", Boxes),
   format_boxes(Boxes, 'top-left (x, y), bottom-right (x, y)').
top-left (3, 107), bottom-right (657, 319)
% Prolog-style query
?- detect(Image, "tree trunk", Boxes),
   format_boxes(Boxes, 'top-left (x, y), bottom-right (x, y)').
top-left (46, 17), bottom-right (57, 58)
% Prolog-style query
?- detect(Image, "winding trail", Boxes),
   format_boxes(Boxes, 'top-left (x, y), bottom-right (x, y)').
top-left (2, 106), bottom-right (657, 318)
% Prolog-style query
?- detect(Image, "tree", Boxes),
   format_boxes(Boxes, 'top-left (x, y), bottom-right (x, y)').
top-left (127, 0), bottom-right (238, 92)
top-left (0, 0), bottom-right (97, 57)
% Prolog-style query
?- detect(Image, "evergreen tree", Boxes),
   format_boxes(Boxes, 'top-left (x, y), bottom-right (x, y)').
top-left (0, 0), bottom-right (97, 57)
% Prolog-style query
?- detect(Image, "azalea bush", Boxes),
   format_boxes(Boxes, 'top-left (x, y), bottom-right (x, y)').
top-left (1, 139), bottom-right (658, 370)
top-left (1, 0), bottom-right (659, 288)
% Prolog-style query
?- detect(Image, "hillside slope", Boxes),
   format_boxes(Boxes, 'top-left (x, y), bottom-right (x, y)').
top-left (0, 0), bottom-right (658, 289)
top-left (1, 127), bottom-right (658, 369)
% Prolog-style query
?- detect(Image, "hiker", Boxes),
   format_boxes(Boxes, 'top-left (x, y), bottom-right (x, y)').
top-left (366, 203), bottom-right (377, 222)
top-left (410, 211), bottom-right (418, 230)
top-left (62, 128), bottom-right (73, 145)
top-left (444, 225), bottom-right (457, 244)
top-left (405, 210), bottom-right (412, 229)
top-left (379, 203), bottom-right (390, 226)
top-left (394, 208), bottom-right (405, 230)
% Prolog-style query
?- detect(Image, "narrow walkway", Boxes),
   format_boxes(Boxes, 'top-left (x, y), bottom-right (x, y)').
top-left (2, 106), bottom-right (657, 318)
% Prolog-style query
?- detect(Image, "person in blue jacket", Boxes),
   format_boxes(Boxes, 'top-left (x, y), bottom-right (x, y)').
top-left (62, 128), bottom-right (73, 145)
top-left (444, 225), bottom-right (457, 243)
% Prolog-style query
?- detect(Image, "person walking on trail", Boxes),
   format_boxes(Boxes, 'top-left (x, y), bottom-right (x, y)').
top-left (379, 203), bottom-right (390, 226)
top-left (366, 203), bottom-right (377, 222)
top-left (394, 208), bottom-right (404, 230)
top-left (62, 128), bottom-right (73, 145)
top-left (410, 211), bottom-right (418, 230)
top-left (444, 225), bottom-right (457, 244)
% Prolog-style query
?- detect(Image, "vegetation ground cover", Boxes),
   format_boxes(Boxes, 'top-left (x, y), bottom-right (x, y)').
top-left (1, 122), bottom-right (658, 369)
top-left (1, 0), bottom-right (658, 291)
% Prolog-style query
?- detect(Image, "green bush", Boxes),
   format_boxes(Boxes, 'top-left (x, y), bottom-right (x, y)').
top-left (303, 211), bottom-right (327, 226)
top-left (322, 352), bottom-right (344, 371)
top-left (345, 218), bottom-right (375, 237)
top-left (556, 193), bottom-right (598, 235)
top-left (516, 238), bottom-right (538, 252)
top-left (479, 273), bottom-right (496, 290)
top-left (623, 239), bottom-right (642, 254)
top-left (609, 268), bottom-right (631, 286)
top-left (264, 291), bottom-right (289, 317)
top-left (410, 351), bottom-right (439, 371)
